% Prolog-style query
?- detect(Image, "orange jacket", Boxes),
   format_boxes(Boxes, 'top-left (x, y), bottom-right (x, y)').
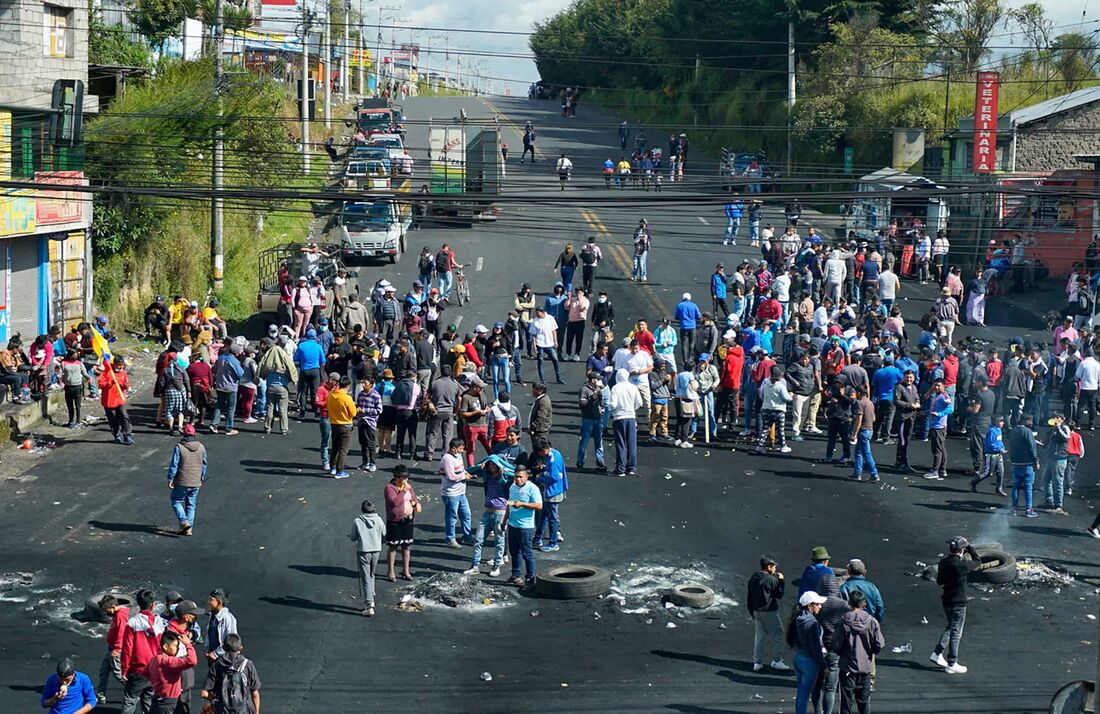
top-left (99, 368), bottom-right (129, 409)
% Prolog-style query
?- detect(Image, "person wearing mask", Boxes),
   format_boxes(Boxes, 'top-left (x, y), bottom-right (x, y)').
top-left (1042, 412), bottom-right (1071, 514)
top-left (746, 555), bottom-right (789, 672)
top-left (590, 291), bottom-right (615, 353)
top-left (788, 591), bottom-right (827, 714)
top-left (930, 536), bottom-right (981, 674)
top-left (648, 360), bottom-right (673, 443)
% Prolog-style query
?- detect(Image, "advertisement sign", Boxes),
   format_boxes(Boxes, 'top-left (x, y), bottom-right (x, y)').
top-left (349, 48), bottom-right (373, 68)
top-left (0, 111), bottom-right (10, 181)
top-left (0, 192), bottom-right (35, 238)
top-left (34, 171), bottom-right (87, 226)
top-left (972, 71), bottom-right (1000, 174)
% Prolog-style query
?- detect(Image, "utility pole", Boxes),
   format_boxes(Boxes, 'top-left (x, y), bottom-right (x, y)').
top-left (374, 6), bottom-right (401, 93)
top-left (323, 18), bottom-right (331, 127)
top-left (211, 0), bottom-right (224, 290)
top-left (300, 8), bottom-right (313, 175)
top-left (342, 0), bottom-right (350, 102)
top-left (357, 0), bottom-right (365, 95)
top-left (786, 6), bottom-right (796, 176)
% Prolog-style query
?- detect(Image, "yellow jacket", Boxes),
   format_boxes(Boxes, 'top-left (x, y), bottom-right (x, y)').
top-left (327, 389), bottom-right (357, 425)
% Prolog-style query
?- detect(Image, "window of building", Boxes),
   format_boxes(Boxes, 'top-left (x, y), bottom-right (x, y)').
top-left (44, 4), bottom-right (74, 58)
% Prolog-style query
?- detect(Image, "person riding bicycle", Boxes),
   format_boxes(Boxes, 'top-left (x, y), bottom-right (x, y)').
top-left (556, 154), bottom-right (573, 191)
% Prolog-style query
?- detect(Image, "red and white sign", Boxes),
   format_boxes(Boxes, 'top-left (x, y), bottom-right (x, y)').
top-left (34, 171), bottom-right (87, 226)
top-left (972, 71), bottom-right (1000, 174)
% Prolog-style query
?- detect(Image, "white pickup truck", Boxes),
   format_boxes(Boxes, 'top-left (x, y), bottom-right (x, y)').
top-left (336, 200), bottom-right (408, 263)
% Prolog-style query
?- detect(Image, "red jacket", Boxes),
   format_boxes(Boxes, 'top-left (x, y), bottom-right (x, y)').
top-left (464, 342), bottom-right (483, 369)
top-left (105, 606), bottom-right (130, 652)
top-left (120, 610), bottom-right (166, 678)
top-left (756, 299), bottom-right (782, 322)
top-left (146, 638), bottom-right (197, 698)
top-left (99, 368), bottom-right (130, 409)
top-left (315, 383), bottom-right (332, 418)
top-left (720, 347), bottom-right (744, 390)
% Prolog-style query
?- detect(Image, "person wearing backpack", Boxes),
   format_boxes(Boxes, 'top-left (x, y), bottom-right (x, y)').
top-left (579, 236), bottom-right (602, 293)
top-left (417, 246), bottom-right (435, 289)
top-left (201, 634), bottom-right (261, 714)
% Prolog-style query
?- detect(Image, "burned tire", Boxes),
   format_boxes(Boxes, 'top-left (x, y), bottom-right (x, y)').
top-left (536, 565), bottom-right (611, 599)
top-left (667, 583), bottom-right (715, 609)
top-left (82, 589), bottom-right (135, 623)
top-left (970, 548), bottom-right (1017, 584)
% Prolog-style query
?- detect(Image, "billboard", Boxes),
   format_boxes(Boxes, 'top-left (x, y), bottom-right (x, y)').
top-left (34, 171), bottom-right (88, 226)
top-left (972, 72), bottom-right (1000, 174)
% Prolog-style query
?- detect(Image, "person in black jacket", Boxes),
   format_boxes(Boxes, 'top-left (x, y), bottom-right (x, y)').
top-left (1007, 413), bottom-right (1040, 518)
top-left (930, 535), bottom-right (981, 674)
top-left (746, 555), bottom-right (789, 672)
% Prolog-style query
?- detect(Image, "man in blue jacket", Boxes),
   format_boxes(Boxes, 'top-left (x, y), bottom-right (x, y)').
top-left (294, 327), bottom-right (327, 420)
top-left (675, 293), bottom-right (703, 366)
top-left (798, 545), bottom-right (834, 598)
top-left (724, 196), bottom-right (744, 245)
top-left (838, 559), bottom-right (884, 622)
top-left (711, 263), bottom-right (730, 319)
top-left (531, 436), bottom-right (568, 552)
top-left (870, 356), bottom-right (903, 443)
top-left (42, 657), bottom-right (97, 714)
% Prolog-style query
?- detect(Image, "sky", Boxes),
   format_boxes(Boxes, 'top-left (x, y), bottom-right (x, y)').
top-left (390, 0), bottom-right (1095, 96)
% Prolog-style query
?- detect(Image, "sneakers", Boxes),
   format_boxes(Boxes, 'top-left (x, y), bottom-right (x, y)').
top-left (360, 607), bottom-right (375, 617)
top-left (224, 429), bottom-right (239, 436)
top-left (680, 441), bottom-right (693, 449)
top-left (779, 446), bottom-right (792, 453)
top-left (770, 660), bottom-right (790, 671)
top-left (95, 692), bottom-right (107, 705)
top-left (505, 576), bottom-right (525, 586)
top-left (752, 663), bottom-right (764, 672)
top-left (322, 462), bottom-right (331, 472)
top-left (334, 472), bottom-right (350, 480)
top-left (673, 439), bottom-right (682, 446)
top-left (541, 544), bottom-right (560, 552)
top-left (122, 436), bottom-right (134, 446)
top-left (807, 427), bottom-right (824, 435)
top-left (1088, 528), bottom-right (1100, 539)
top-left (242, 417), bottom-right (258, 424)
top-left (489, 565), bottom-right (501, 577)
top-left (995, 488), bottom-right (1007, 496)
top-left (945, 662), bottom-right (968, 674)
top-left (755, 445), bottom-right (765, 454)
top-left (929, 652), bottom-right (949, 668)
top-left (1049, 507), bottom-right (1069, 515)
top-left (445, 539), bottom-right (462, 549)
top-left (923, 471), bottom-right (944, 480)
top-left (1025, 510), bottom-right (1039, 518)
top-left (739, 429), bottom-right (752, 437)
top-left (791, 434), bottom-right (804, 442)
top-left (462, 566), bottom-right (480, 575)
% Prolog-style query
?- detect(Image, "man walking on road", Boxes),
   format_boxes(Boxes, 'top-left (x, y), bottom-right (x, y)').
top-left (724, 196), bottom-right (744, 246)
top-left (609, 368), bottom-right (643, 476)
top-left (746, 555), bottom-right (789, 672)
top-left (530, 306), bottom-right (564, 384)
top-left (632, 219), bottom-right (651, 282)
top-left (930, 536), bottom-right (981, 674)
top-left (166, 424), bottom-right (207, 537)
top-left (349, 499), bottom-right (385, 616)
top-left (923, 379), bottom-right (953, 481)
top-left (580, 236), bottom-right (602, 294)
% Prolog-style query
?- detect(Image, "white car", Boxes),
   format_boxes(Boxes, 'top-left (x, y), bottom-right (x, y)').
top-left (367, 133), bottom-right (405, 161)
top-left (338, 201), bottom-right (406, 263)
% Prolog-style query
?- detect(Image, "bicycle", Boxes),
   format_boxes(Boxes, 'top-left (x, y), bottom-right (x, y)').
top-left (454, 268), bottom-right (472, 306)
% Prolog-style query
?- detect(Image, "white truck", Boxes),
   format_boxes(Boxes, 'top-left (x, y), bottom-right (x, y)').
top-left (335, 200), bottom-right (408, 263)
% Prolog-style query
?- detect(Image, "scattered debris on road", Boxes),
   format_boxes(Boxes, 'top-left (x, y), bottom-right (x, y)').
top-left (404, 573), bottom-right (511, 611)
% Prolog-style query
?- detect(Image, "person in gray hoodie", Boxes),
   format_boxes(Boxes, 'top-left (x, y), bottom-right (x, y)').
top-left (832, 590), bottom-right (884, 714)
top-left (166, 424), bottom-right (207, 536)
top-left (349, 500), bottom-right (386, 617)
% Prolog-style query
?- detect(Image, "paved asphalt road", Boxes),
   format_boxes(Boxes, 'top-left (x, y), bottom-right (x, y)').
top-left (0, 95), bottom-right (1096, 713)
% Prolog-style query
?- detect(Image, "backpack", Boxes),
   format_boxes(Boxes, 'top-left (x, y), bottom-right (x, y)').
top-left (418, 253), bottom-right (434, 275)
top-left (434, 250), bottom-right (451, 274)
top-left (218, 656), bottom-right (251, 713)
top-left (580, 244), bottom-right (597, 265)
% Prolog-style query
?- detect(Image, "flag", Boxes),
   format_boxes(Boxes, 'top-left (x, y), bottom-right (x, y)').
top-left (91, 325), bottom-right (125, 405)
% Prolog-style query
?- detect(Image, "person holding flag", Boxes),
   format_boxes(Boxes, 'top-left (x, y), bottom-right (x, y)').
top-left (98, 356), bottom-right (133, 445)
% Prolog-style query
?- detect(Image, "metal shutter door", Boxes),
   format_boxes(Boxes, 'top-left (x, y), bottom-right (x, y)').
top-left (9, 236), bottom-right (39, 341)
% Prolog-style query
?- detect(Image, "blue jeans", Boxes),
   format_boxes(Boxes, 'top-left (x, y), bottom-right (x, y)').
top-left (853, 428), bottom-right (877, 478)
top-left (490, 357), bottom-right (511, 395)
top-left (577, 417), bottom-right (604, 467)
top-left (632, 251), bottom-right (648, 280)
top-left (725, 217), bottom-right (740, 240)
top-left (613, 418), bottom-right (637, 473)
top-left (442, 494), bottom-right (471, 542)
top-left (1011, 464), bottom-right (1035, 511)
top-left (560, 266), bottom-right (575, 293)
top-left (732, 296), bottom-right (747, 321)
top-left (690, 392), bottom-right (717, 436)
top-left (437, 270), bottom-right (454, 299)
top-left (471, 510), bottom-right (506, 567)
top-left (254, 379), bottom-right (267, 417)
top-left (749, 219), bottom-right (760, 241)
top-left (418, 271), bottom-right (433, 290)
top-left (318, 417), bottom-right (331, 467)
top-left (1044, 458), bottom-right (1067, 508)
top-left (508, 526), bottom-right (536, 580)
top-left (794, 651), bottom-right (821, 714)
top-left (171, 486), bottom-right (199, 526)
top-left (211, 389), bottom-right (237, 429)
top-left (534, 500), bottom-right (560, 547)
top-left (536, 346), bottom-right (561, 382)
top-left (511, 350), bottom-right (524, 384)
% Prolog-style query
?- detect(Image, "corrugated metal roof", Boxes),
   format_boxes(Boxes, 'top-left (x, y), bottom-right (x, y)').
top-left (1006, 86), bottom-right (1100, 126)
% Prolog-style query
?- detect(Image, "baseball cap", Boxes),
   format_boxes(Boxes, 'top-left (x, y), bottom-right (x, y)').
top-left (174, 600), bottom-right (200, 617)
top-left (799, 591), bottom-right (827, 606)
top-left (947, 535), bottom-right (969, 552)
top-left (182, 424), bottom-right (196, 437)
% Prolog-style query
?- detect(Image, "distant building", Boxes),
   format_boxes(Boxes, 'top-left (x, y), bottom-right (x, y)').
top-left (945, 86), bottom-right (1100, 178)
top-left (0, 0), bottom-right (96, 337)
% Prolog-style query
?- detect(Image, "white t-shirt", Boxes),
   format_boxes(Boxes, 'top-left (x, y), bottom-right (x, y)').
top-left (531, 315), bottom-right (558, 348)
top-left (624, 350), bottom-right (653, 387)
top-left (917, 237), bottom-right (931, 259)
top-left (772, 274), bottom-right (791, 302)
top-left (878, 270), bottom-right (899, 299)
top-left (932, 237), bottom-right (949, 256)
top-left (1077, 357), bottom-right (1100, 390)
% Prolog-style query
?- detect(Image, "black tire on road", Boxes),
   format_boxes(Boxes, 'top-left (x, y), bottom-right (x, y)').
top-left (667, 583), bottom-right (715, 609)
top-left (971, 548), bottom-right (1017, 584)
top-left (82, 589), bottom-right (136, 623)
top-left (536, 565), bottom-right (611, 599)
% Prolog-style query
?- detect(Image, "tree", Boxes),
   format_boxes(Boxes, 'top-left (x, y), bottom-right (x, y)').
top-left (1052, 32), bottom-right (1100, 90)
top-left (89, 6), bottom-right (153, 66)
top-left (129, 0), bottom-right (190, 52)
top-left (939, 0), bottom-right (1006, 75)
top-left (1008, 2), bottom-right (1052, 58)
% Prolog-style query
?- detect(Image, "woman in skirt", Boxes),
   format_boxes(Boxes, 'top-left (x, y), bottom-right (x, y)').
top-left (377, 368), bottom-right (397, 456)
top-left (384, 465), bottom-right (420, 581)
